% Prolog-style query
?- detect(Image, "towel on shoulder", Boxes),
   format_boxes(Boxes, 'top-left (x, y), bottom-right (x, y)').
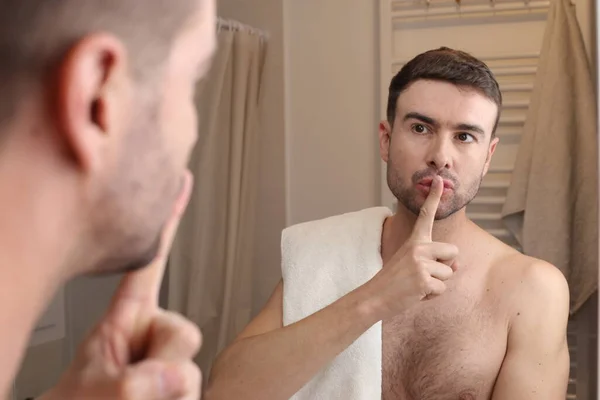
top-left (281, 206), bottom-right (393, 400)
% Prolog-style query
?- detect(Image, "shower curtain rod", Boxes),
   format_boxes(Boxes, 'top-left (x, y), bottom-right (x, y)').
top-left (217, 17), bottom-right (268, 38)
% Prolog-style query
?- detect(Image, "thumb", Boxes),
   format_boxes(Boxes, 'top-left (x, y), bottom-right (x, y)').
top-left (124, 360), bottom-right (192, 400)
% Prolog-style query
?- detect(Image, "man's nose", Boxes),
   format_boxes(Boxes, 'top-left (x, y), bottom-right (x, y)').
top-left (426, 136), bottom-right (452, 171)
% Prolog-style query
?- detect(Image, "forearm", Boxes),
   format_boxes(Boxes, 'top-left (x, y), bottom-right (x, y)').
top-left (206, 285), bottom-right (381, 400)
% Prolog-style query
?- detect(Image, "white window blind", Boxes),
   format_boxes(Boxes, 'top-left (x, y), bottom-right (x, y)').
top-left (378, 1), bottom-right (594, 398)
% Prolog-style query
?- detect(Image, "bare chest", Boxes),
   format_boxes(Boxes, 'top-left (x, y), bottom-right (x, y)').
top-left (382, 289), bottom-right (507, 400)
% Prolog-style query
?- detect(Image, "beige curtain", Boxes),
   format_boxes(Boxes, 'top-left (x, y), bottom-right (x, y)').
top-left (500, 0), bottom-right (598, 314)
top-left (168, 21), bottom-right (267, 377)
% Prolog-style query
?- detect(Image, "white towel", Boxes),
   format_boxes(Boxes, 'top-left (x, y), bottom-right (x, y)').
top-left (281, 206), bottom-right (393, 400)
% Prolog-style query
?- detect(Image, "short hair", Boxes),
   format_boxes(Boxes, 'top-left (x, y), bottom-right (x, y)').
top-left (386, 47), bottom-right (502, 136)
top-left (0, 0), bottom-right (196, 125)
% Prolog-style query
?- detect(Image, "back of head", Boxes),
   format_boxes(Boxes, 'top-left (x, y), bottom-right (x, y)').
top-left (0, 0), bottom-right (216, 277)
top-left (0, 0), bottom-right (195, 126)
top-left (386, 47), bottom-right (502, 134)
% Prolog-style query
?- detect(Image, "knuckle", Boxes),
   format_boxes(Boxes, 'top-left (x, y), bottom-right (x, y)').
top-left (191, 363), bottom-right (202, 384)
top-left (436, 282), bottom-right (447, 295)
top-left (418, 274), bottom-right (432, 292)
top-left (420, 285), bottom-right (431, 298)
top-left (449, 244), bottom-right (459, 255)
top-left (408, 244), bottom-right (424, 260)
top-left (182, 362), bottom-right (202, 397)
top-left (186, 324), bottom-right (202, 354)
top-left (419, 206), bottom-right (430, 218)
top-left (165, 311), bottom-right (202, 352)
top-left (410, 252), bottom-right (421, 264)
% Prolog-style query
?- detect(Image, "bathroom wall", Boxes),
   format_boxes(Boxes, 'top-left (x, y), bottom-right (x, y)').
top-left (283, 0), bottom-right (381, 225)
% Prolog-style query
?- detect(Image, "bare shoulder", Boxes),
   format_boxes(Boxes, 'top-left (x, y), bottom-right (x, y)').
top-left (475, 223), bottom-right (569, 309)
top-left (506, 252), bottom-right (568, 302)
top-left (495, 251), bottom-right (570, 327)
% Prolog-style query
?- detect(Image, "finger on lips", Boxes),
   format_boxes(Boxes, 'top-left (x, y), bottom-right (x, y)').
top-left (412, 176), bottom-right (443, 241)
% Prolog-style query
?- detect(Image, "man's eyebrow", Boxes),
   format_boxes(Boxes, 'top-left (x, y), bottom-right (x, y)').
top-left (403, 112), bottom-right (438, 127)
top-left (454, 123), bottom-right (485, 136)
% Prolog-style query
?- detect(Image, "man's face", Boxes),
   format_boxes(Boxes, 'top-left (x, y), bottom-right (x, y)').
top-left (91, 0), bottom-right (216, 273)
top-left (379, 79), bottom-right (499, 220)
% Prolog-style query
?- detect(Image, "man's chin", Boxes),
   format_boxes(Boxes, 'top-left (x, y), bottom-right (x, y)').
top-left (122, 234), bottom-right (163, 273)
top-left (398, 198), bottom-right (459, 221)
top-left (90, 233), bottom-right (163, 276)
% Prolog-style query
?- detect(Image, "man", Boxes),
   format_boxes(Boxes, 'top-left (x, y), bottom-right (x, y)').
top-left (206, 47), bottom-right (571, 399)
top-left (0, 0), bottom-right (215, 398)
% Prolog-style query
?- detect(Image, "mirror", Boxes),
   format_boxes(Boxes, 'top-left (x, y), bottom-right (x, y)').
top-left (15, 0), bottom-right (598, 399)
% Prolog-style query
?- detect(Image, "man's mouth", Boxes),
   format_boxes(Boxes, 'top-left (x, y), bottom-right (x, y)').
top-left (417, 177), bottom-right (455, 190)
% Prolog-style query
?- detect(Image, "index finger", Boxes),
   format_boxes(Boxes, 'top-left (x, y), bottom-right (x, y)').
top-left (106, 171), bottom-right (193, 324)
top-left (120, 170), bottom-right (193, 304)
top-left (411, 175), bottom-right (443, 241)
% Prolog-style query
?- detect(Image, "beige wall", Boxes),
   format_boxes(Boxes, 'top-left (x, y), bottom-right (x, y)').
top-left (284, 0), bottom-right (381, 225)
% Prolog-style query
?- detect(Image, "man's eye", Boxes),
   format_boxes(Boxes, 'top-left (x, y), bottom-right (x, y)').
top-left (457, 133), bottom-right (475, 143)
top-left (412, 124), bottom-right (428, 134)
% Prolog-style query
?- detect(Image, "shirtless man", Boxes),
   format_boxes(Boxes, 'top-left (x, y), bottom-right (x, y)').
top-left (206, 47), bottom-right (571, 399)
top-left (0, 0), bottom-right (215, 398)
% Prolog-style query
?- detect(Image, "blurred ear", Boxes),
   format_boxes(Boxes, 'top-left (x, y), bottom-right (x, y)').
top-left (55, 33), bottom-right (132, 173)
top-left (379, 120), bottom-right (392, 163)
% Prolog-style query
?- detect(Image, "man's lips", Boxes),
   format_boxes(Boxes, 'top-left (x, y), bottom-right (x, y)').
top-left (417, 177), bottom-right (455, 190)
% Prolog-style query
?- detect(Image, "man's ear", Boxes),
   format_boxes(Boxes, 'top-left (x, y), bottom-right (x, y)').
top-left (482, 136), bottom-right (500, 176)
top-left (55, 33), bottom-right (131, 173)
top-left (379, 120), bottom-right (392, 163)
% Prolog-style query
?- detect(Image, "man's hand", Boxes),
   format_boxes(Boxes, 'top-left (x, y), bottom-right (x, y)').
top-left (42, 171), bottom-right (202, 400)
top-left (365, 175), bottom-right (458, 319)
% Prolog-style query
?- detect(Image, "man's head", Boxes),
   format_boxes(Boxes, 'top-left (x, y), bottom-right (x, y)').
top-left (0, 0), bottom-right (216, 275)
top-left (379, 47), bottom-right (501, 220)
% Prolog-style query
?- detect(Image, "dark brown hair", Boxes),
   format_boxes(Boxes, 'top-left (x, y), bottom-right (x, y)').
top-left (386, 47), bottom-right (502, 136)
top-left (0, 0), bottom-right (196, 125)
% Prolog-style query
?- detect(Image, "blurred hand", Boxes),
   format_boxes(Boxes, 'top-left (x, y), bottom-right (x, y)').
top-left (41, 172), bottom-right (202, 400)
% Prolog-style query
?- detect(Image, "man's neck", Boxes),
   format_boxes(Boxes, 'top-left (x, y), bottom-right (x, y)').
top-left (0, 132), bottom-right (79, 395)
top-left (382, 202), bottom-right (472, 259)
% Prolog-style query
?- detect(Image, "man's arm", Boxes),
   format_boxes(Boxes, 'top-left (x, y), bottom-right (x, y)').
top-left (205, 178), bottom-right (457, 400)
top-left (492, 262), bottom-right (571, 400)
top-left (205, 279), bottom-right (382, 400)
